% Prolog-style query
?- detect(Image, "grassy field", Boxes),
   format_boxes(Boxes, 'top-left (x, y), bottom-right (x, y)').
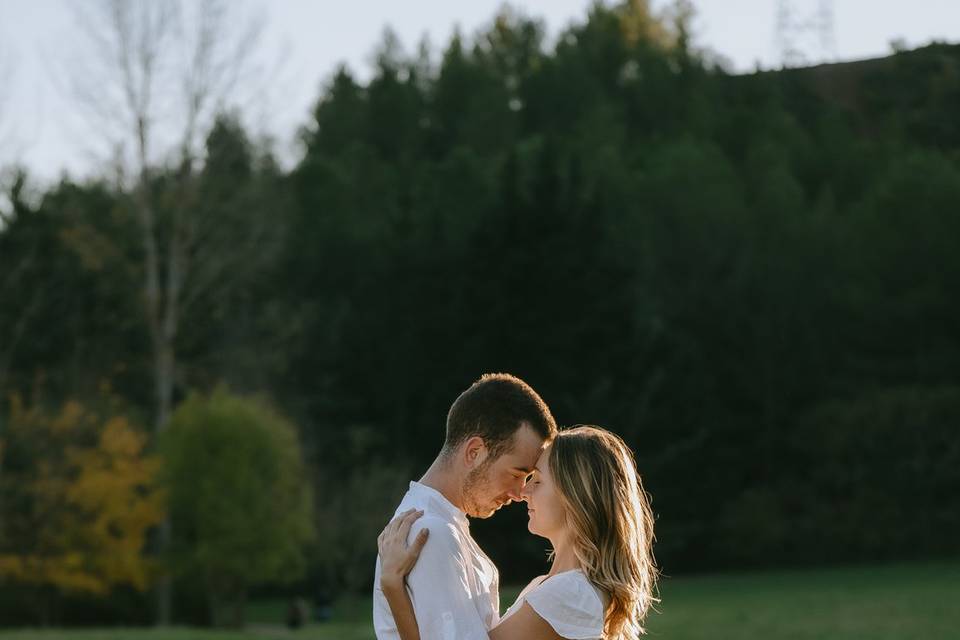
top-left (1, 561), bottom-right (956, 639)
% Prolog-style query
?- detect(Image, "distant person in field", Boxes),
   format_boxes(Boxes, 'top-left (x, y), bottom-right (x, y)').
top-left (374, 373), bottom-right (659, 640)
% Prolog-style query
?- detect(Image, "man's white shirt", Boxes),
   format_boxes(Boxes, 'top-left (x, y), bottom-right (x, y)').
top-left (373, 481), bottom-right (500, 640)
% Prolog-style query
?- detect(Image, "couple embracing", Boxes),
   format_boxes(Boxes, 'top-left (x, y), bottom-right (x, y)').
top-left (374, 373), bottom-right (658, 640)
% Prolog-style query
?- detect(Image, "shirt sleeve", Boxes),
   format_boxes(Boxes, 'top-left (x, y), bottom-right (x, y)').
top-left (524, 572), bottom-right (605, 640)
top-left (403, 516), bottom-right (492, 640)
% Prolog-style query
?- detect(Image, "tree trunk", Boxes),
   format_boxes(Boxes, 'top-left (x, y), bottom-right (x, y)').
top-left (152, 286), bottom-right (178, 626)
top-left (134, 172), bottom-right (178, 625)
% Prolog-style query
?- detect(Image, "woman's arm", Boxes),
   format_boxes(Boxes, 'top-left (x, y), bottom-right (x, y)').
top-left (488, 602), bottom-right (564, 640)
top-left (378, 509), bottom-right (430, 640)
top-left (382, 580), bottom-right (562, 640)
top-left (381, 575), bottom-right (421, 640)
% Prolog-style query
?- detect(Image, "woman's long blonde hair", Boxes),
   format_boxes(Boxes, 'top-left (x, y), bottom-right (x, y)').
top-left (550, 425), bottom-right (659, 638)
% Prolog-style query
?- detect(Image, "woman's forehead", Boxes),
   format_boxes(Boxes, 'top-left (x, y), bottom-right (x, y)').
top-left (534, 445), bottom-right (552, 471)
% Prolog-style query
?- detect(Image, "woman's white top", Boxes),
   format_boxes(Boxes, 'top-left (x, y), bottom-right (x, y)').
top-left (498, 569), bottom-right (606, 640)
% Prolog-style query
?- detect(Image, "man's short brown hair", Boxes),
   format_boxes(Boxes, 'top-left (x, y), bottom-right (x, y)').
top-left (444, 373), bottom-right (557, 459)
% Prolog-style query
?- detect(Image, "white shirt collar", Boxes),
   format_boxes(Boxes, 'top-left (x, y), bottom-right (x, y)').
top-left (408, 480), bottom-right (469, 527)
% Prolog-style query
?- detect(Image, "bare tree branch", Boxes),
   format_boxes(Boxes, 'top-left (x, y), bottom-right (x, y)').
top-left (59, 0), bottom-right (275, 624)
top-left (0, 45), bottom-right (19, 182)
top-left (59, 0), bottom-right (268, 180)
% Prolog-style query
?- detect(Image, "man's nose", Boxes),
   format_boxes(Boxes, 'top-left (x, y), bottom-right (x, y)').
top-left (507, 478), bottom-right (525, 501)
top-left (518, 480), bottom-right (534, 502)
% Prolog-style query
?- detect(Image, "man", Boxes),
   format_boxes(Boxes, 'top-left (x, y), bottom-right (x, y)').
top-left (373, 373), bottom-right (558, 640)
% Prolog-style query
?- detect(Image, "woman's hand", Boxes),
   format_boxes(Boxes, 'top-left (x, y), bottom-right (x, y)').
top-left (378, 508), bottom-right (429, 592)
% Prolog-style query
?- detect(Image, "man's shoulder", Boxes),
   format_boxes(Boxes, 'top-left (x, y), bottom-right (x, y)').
top-left (409, 514), bottom-right (462, 545)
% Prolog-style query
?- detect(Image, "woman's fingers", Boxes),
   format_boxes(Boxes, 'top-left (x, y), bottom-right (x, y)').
top-left (387, 510), bottom-right (414, 533)
top-left (398, 510), bottom-right (424, 536)
top-left (379, 515), bottom-right (400, 544)
top-left (378, 509), bottom-right (429, 584)
top-left (393, 509), bottom-right (418, 535)
top-left (379, 509), bottom-right (424, 550)
top-left (389, 509), bottom-right (422, 541)
top-left (411, 527), bottom-right (429, 555)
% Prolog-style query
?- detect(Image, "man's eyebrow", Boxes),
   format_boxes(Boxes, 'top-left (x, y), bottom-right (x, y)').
top-left (511, 466), bottom-right (535, 474)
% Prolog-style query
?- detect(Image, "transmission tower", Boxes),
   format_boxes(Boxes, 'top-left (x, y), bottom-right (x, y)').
top-left (776, 0), bottom-right (836, 67)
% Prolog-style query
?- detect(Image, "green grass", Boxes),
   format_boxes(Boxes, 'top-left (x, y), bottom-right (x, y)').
top-left (644, 561), bottom-right (960, 640)
top-left (2, 562), bottom-right (957, 639)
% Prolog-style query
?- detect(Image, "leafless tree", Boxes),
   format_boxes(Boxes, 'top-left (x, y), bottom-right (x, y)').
top-left (61, 0), bottom-right (276, 623)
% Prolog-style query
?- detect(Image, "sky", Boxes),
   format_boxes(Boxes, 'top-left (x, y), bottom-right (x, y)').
top-left (1, 0), bottom-right (959, 185)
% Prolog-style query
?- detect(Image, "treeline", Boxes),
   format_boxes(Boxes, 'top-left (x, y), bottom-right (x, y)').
top-left (1, 0), bottom-right (959, 626)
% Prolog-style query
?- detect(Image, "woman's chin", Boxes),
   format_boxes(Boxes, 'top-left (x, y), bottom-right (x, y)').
top-left (527, 521), bottom-right (537, 535)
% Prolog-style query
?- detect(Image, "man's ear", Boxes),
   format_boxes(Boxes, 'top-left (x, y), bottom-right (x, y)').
top-left (463, 435), bottom-right (488, 469)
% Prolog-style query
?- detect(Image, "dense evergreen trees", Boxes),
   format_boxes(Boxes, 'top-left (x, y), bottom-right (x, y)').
top-left (1, 2), bottom-right (958, 621)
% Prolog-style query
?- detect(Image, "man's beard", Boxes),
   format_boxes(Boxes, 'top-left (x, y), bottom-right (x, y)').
top-left (462, 459), bottom-right (500, 518)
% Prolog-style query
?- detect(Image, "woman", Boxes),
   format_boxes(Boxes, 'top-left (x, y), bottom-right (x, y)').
top-left (378, 425), bottom-right (658, 640)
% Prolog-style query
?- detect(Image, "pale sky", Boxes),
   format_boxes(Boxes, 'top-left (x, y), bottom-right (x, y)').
top-left (1, 0), bottom-right (958, 185)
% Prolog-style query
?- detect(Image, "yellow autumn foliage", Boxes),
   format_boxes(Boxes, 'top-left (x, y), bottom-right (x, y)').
top-left (617, 0), bottom-right (672, 49)
top-left (0, 395), bottom-right (164, 596)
